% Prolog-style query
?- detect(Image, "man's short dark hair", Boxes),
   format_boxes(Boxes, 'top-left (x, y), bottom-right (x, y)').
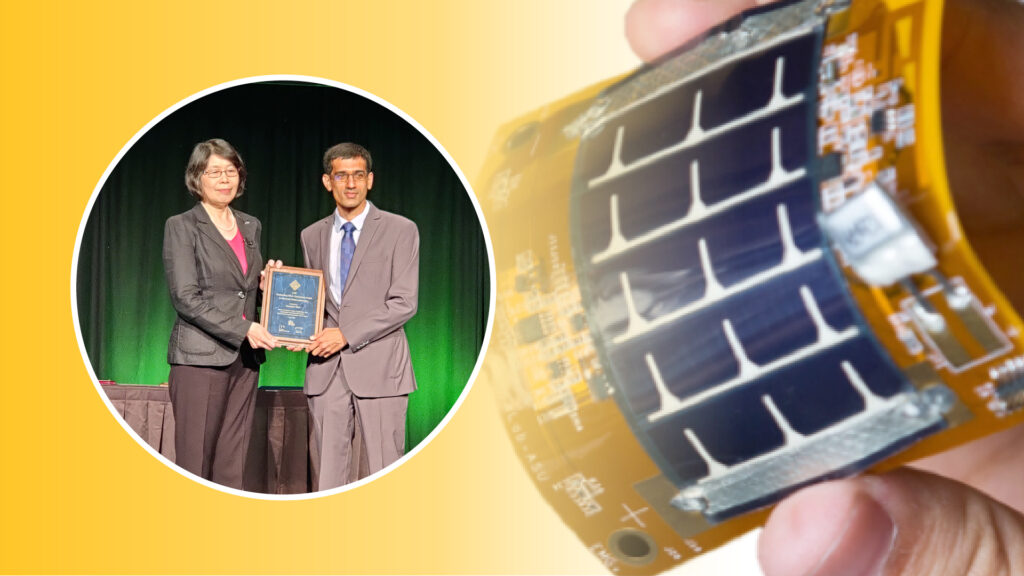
top-left (323, 142), bottom-right (373, 174)
top-left (184, 138), bottom-right (247, 200)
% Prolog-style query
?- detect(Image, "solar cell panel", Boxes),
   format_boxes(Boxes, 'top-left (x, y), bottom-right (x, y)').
top-left (571, 27), bottom-right (940, 521)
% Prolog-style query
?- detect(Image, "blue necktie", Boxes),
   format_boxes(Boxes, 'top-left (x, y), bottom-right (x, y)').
top-left (337, 222), bottom-right (356, 304)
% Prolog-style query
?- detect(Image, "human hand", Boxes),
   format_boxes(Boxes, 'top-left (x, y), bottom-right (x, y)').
top-left (259, 259), bottom-right (283, 291)
top-left (624, 0), bottom-right (1024, 574)
top-left (246, 321), bottom-right (279, 350)
top-left (308, 327), bottom-right (347, 357)
top-left (758, 424), bottom-right (1024, 575)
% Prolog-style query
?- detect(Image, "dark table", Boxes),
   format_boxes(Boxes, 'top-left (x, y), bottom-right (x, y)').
top-left (102, 384), bottom-right (366, 493)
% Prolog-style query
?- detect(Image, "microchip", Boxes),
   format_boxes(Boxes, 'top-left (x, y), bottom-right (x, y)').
top-left (515, 314), bottom-right (546, 344)
top-left (816, 151), bottom-right (844, 181)
top-left (548, 360), bottom-right (566, 379)
top-left (871, 109), bottom-right (888, 134)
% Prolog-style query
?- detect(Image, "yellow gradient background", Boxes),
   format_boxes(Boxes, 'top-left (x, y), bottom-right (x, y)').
top-left (0, 0), bottom-right (760, 574)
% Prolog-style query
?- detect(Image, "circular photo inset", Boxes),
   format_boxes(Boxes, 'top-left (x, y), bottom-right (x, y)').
top-left (73, 77), bottom-right (494, 498)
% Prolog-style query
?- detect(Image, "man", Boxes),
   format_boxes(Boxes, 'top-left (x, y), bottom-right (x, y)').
top-left (295, 142), bottom-right (419, 490)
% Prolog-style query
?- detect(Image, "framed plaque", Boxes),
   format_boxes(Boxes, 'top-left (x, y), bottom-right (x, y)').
top-left (260, 266), bottom-right (326, 348)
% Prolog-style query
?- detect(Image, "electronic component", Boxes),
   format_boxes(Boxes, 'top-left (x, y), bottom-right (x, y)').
top-left (548, 360), bottom-right (566, 380)
top-left (515, 314), bottom-right (546, 344)
top-left (871, 109), bottom-right (888, 134)
top-left (976, 356), bottom-right (1024, 416)
top-left (822, 183), bottom-right (937, 286)
top-left (816, 151), bottom-right (844, 181)
top-left (991, 357), bottom-right (1024, 414)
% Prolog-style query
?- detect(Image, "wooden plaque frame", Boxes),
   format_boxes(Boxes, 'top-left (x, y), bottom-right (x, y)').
top-left (259, 266), bottom-right (326, 349)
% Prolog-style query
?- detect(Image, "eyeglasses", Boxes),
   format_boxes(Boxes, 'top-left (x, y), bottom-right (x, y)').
top-left (332, 171), bottom-right (368, 183)
top-left (203, 168), bottom-right (240, 179)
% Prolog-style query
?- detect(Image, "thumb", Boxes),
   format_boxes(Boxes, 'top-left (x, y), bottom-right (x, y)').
top-left (625, 0), bottom-right (764, 62)
top-left (758, 468), bottom-right (1024, 576)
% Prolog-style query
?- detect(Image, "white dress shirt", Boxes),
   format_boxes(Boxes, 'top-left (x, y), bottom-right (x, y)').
top-left (329, 201), bottom-right (372, 305)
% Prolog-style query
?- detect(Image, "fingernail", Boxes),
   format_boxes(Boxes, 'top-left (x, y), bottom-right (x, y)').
top-left (809, 493), bottom-right (896, 576)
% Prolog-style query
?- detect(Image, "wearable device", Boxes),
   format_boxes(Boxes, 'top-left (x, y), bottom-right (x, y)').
top-left (480, 0), bottom-right (1024, 571)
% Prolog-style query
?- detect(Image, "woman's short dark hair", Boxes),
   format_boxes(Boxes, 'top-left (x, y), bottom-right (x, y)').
top-left (322, 142), bottom-right (373, 174)
top-left (184, 138), bottom-right (247, 201)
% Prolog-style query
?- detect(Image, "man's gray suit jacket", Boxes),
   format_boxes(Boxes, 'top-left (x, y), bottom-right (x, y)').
top-left (299, 205), bottom-right (419, 397)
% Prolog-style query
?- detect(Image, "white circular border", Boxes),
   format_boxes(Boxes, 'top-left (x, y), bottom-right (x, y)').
top-left (70, 74), bottom-right (498, 501)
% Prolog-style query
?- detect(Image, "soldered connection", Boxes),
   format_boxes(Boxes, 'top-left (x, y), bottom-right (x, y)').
top-left (991, 357), bottom-right (1024, 414)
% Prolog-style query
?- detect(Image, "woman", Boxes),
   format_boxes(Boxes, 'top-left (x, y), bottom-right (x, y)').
top-left (162, 138), bottom-right (278, 489)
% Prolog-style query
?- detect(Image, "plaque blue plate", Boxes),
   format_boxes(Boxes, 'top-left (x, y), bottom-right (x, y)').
top-left (261, 267), bottom-right (325, 346)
